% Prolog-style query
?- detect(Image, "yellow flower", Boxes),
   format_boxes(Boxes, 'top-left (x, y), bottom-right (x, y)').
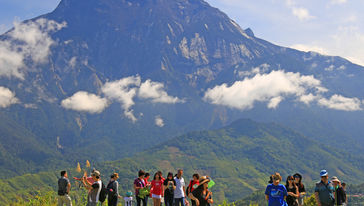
top-left (76, 162), bottom-right (81, 173)
top-left (86, 160), bottom-right (91, 168)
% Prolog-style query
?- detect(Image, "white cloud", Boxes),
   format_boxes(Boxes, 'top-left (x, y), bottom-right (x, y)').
top-left (0, 86), bottom-right (19, 108)
top-left (204, 70), bottom-right (325, 110)
top-left (318, 94), bottom-right (362, 111)
top-left (267, 96), bottom-right (283, 109)
top-left (0, 18), bottom-right (66, 79)
top-left (61, 91), bottom-right (108, 114)
top-left (102, 76), bottom-right (141, 122)
top-left (155, 115), bottom-right (165, 127)
top-left (138, 79), bottom-right (184, 103)
top-left (292, 7), bottom-right (315, 21)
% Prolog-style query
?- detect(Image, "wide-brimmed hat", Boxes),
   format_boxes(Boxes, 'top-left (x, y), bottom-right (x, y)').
top-left (320, 170), bottom-right (328, 177)
top-left (331, 176), bottom-right (340, 182)
top-left (92, 170), bottom-right (100, 177)
top-left (199, 176), bottom-right (210, 185)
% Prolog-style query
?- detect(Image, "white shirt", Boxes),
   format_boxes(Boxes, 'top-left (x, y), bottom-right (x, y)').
top-left (173, 176), bottom-right (185, 198)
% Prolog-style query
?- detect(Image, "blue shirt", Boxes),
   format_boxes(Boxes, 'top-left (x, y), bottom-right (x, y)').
top-left (265, 184), bottom-right (288, 206)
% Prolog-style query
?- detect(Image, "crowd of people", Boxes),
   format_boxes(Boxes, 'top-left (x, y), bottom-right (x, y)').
top-left (57, 168), bottom-right (347, 206)
top-left (57, 168), bottom-right (213, 206)
top-left (265, 170), bottom-right (347, 206)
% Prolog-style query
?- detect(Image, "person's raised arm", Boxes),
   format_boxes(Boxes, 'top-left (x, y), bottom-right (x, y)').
top-left (82, 177), bottom-right (92, 190)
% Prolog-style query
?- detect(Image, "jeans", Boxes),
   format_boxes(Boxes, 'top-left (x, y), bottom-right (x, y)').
top-left (145, 196), bottom-right (149, 206)
top-left (164, 196), bottom-right (174, 206)
top-left (174, 197), bottom-right (185, 206)
top-left (137, 196), bottom-right (147, 206)
top-left (108, 196), bottom-right (118, 206)
top-left (58, 195), bottom-right (72, 206)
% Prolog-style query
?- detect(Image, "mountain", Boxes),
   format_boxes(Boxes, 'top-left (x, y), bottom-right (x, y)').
top-left (2, 119), bottom-right (364, 204)
top-left (1, 0), bottom-right (364, 177)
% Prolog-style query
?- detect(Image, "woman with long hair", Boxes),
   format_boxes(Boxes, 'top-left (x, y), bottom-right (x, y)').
top-left (285, 176), bottom-right (299, 206)
top-left (188, 176), bottom-right (213, 206)
top-left (151, 172), bottom-right (164, 206)
top-left (293, 173), bottom-right (306, 206)
top-left (163, 172), bottom-right (176, 206)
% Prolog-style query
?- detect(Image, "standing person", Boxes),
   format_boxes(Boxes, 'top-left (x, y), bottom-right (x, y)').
top-left (107, 173), bottom-right (121, 206)
top-left (188, 176), bottom-right (213, 206)
top-left (314, 170), bottom-right (335, 206)
top-left (265, 172), bottom-right (288, 206)
top-left (174, 169), bottom-right (186, 206)
top-left (145, 173), bottom-right (151, 206)
top-left (285, 176), bottom-right (299, 206)
top-left (164, 172), bottom-right (176, 206)
top-left (82, 170), bottom-right (102, 206)
top-left (341, 183), bottom-right (347, 206)
top-left (151, 172), bottom-right (165, 206)
top-left (157, 171), bottom-right (165, 206)
top-left (187, 174), bottom-right (200, 206)
top-left (293, 173), bottom-right (306, 206)
top-left (58, 170), bottom-right (72, 206)
top-left (135, 170), bottom-right (147, 206)
top-left (331, 176), bottom-right (346, 206)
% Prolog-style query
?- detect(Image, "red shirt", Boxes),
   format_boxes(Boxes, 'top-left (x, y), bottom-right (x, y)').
top-left (188, 180), bottom-right (199, 192)
top-left (151, 179), bottom-right (164, 195)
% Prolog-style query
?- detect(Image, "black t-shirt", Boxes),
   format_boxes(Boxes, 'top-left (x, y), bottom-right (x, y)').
top-left (336, 187), bottom-right (346, 205)
top-left (286, 186), bottom-right (298, 206)
top-left (298, 184), bottom-right (306, 193)
top-left (191, 186), bottom-right (211, 206)
top-left (164, 179), bottom-right (176, 198)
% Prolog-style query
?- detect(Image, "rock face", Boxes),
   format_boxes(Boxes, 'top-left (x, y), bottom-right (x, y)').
top-left (0, 0), bottom-right (364, 176)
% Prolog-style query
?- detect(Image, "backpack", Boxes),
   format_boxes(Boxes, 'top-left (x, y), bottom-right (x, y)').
top-left (107, 181), bottom-right (117, 197)
top-left (99, 182), bottom-right (108, 203)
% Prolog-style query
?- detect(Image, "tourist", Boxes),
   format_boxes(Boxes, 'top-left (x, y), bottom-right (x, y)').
top-left (314, 170), bottom-right (335, 206)
top-left (331, 176), bottom-right (345, 206)
top-left (145, 173), bottom-right (151, 206)
top-left (285, 176), bottom-right (299, 206)
top-left (82, 170), bottom-right (102, 206)
top-left (265, 172), bottom-right (288, 206)
top-left (107, 173), bottom-right (121, 206)
top-left (188, 176), bottom-right (213, 206)
top-left (58, 170), bottom-right (72, 206)
top-left (151, 172), bottom-right (164, 206)
top-left (174, 169), bottom-right (186, 206)
top-left (293, 173), bottom-right (306, 206)
top-left (187, 174), bottom-right (200, 206)
top-left (135, 170), bottom-right (147, 206)
top-left (164, 172), bottom-right (176, 206)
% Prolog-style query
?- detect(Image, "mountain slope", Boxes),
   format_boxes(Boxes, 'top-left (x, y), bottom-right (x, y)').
top-left (0, 0), bottom-right (364, 176)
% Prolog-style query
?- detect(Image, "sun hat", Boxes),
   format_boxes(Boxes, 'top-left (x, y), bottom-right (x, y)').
top-left (199, 176), bottom-right (210, 185)
top-left (320, 170), bottom-right (328, 177)
top-left (331, 176), bottom-right (340, 182)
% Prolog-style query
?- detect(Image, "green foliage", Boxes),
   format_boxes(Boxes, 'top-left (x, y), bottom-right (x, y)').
top-left (2, 119), bottom-right (364, 205)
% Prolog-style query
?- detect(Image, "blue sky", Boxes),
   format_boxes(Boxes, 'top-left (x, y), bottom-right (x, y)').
top-left (0, 0), bottom-right (363, 65)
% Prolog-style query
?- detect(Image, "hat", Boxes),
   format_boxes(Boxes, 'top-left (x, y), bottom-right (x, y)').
top-left (92, 170), bottom-right (100, 177)
top-left (331, 176), bottom-right (340, 182)
top-left (293, 173), bottom-right (302, 179)
top-left (199, 176), bottom-right (210, 185)
top-left (320, 170), bottom-right (328, 177)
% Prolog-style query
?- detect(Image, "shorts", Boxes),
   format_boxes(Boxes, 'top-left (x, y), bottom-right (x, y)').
top-left (152, 194), bottom-right (162, 199)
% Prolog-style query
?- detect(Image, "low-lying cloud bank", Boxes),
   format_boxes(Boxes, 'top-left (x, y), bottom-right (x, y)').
top-left (61, 76), bottom-right (184, 122)
top-left (0, 86), bottom-right (19, 108)
top-left (61, 91), bottom-right (109, 114)
top-left (204, 69), bottom-right (363, 111)
top-left (0, 18), bottom-right (66, 79)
